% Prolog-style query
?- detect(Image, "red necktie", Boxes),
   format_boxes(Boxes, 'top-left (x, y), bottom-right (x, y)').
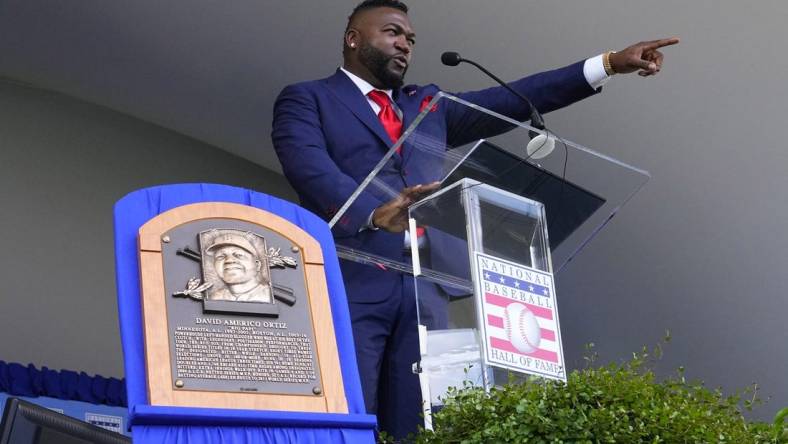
top-left (369, 91), bottom-right (425, 244)
top-left (367, 90), bottom-right (403, 150)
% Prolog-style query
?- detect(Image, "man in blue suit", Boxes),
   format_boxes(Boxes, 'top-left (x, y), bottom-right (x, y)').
top-left (272, 0), bottom-right (678, 438)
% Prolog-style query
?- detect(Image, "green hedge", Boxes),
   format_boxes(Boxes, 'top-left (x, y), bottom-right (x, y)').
top-left (404, 343), bottom-right (786, 444)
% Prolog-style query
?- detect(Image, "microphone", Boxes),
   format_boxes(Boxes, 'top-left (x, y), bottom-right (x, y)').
top-left (440, 51), bottom-right (462, 67)
top-left (440, 51), bottom-right (555, 159)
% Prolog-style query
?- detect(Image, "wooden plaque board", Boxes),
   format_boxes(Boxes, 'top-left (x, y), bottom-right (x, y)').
top-left (137, 202), bottom-right (347, 413)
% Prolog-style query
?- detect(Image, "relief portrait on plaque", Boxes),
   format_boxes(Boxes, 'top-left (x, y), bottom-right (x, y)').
top-left (202, 230), bottom-right (273, 304)
top-left (173, 228), bottom-right (298, 316)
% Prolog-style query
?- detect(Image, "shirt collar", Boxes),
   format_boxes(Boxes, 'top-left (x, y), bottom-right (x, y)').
top-left (340, 67), bottom-right (394, 101)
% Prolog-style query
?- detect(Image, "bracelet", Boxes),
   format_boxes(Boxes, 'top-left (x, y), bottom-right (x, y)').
top-left (603, 51), bottom-right (617, 76)
top-left (367, 211), bottom-right (380, 231)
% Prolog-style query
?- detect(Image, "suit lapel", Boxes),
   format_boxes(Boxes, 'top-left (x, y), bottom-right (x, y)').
top-left (395, 88), bottom-right (422, 165)
top-left (324, 69), bottom-right (400, 156)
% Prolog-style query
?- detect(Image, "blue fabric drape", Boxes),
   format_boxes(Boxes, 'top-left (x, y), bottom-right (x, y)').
top-left (0, 360), bottom-right (125, 406)
top-left (114, 184), bottom-right (376, 443)
top-left (134, 425), bottom-right (372, 443)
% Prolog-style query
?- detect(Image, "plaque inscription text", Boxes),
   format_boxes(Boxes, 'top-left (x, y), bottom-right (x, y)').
top-left (174, 322), bottom-right (317, 384)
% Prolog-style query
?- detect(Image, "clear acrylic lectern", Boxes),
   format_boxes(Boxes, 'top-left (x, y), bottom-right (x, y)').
top-left (327, 93), bottom-right (650, 427)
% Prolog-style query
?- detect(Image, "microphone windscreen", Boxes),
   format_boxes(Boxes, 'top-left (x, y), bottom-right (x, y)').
top-left (441, 51), bottom-right (462, 66)
top-left (527, 133), bottom-right (555, 160)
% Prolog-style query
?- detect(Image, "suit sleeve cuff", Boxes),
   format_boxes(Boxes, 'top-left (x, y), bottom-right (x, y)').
top-left (584, 54), bottom-right (612, 90)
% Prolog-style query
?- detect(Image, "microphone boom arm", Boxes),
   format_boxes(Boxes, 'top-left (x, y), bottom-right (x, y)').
top-left (455, 56), bottom-right (545, 130)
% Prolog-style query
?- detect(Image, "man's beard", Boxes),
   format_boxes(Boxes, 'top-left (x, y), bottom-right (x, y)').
top-left (358, 42), bottom-right (407, 89)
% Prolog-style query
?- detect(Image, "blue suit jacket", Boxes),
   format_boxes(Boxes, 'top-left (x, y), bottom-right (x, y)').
top-left (272, 62), bottom-right (598, 303)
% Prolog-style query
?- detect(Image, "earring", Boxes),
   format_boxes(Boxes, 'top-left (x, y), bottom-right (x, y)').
top-left (350, 43), bottom-right (356, 48)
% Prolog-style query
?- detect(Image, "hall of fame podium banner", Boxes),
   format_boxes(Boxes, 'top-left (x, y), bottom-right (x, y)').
top-left (474, 252), bottom-right (565, 381)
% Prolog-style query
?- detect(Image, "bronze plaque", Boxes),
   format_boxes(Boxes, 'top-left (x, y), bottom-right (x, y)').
top-left (137, 202), bottom-right (347, 413)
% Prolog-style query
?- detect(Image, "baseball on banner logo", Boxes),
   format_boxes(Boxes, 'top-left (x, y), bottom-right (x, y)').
top-left (504, 303), bottom-right (541, 354)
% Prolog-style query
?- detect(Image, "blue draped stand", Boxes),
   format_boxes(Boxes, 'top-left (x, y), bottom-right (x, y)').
top-left (113, 184), bottom-right (376, 443)
top-left (0, 361), bottom-right (125, 406)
